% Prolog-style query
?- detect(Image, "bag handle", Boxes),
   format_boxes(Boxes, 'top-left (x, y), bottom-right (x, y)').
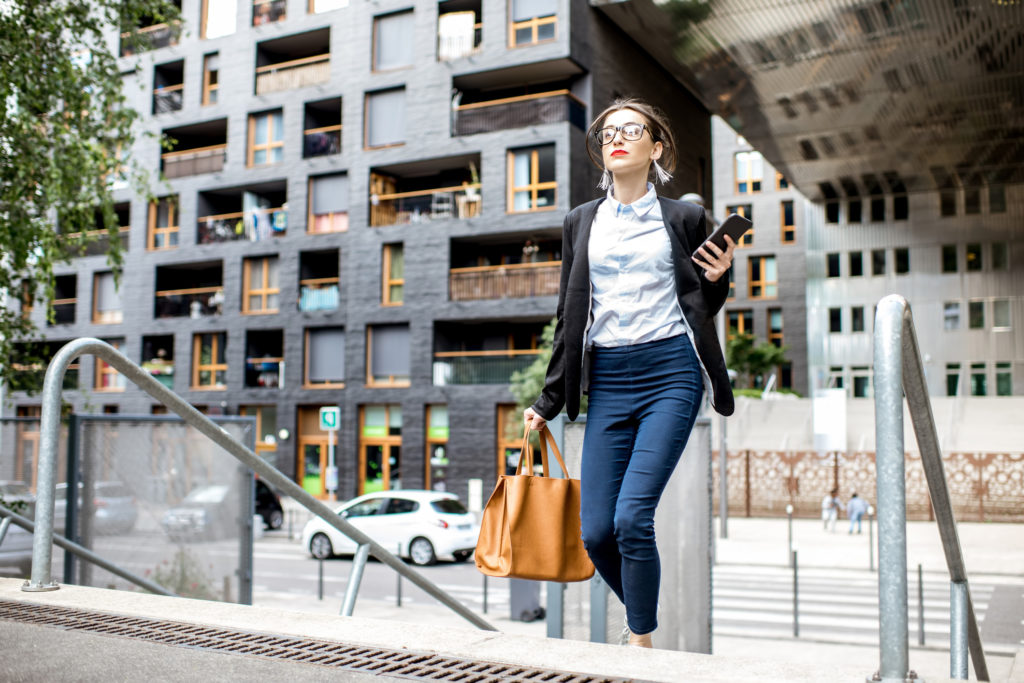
top-left (516, 425), bottom-right (570, 479)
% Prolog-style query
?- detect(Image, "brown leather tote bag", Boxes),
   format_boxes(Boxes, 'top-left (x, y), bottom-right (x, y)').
top-left (474, 425), bottom-right (595, 582)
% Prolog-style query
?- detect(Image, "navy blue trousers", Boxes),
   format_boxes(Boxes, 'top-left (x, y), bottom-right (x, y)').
top-left (580, 334), bottom-right (704, 635)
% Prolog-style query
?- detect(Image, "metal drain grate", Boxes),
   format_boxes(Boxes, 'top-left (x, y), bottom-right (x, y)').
top-left (0, 600), bottom-right (636, 683)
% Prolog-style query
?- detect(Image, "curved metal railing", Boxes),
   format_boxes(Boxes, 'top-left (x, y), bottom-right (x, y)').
top-left (873, 295), bottom-right (988, 681)
top-left (23, 337), bottom-right (496, 631)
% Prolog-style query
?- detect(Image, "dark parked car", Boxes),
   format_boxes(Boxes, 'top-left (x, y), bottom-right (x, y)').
top-left (161, 484), bottom-right (240, 541)
top-left (256, 479), bottom-right (283, 530)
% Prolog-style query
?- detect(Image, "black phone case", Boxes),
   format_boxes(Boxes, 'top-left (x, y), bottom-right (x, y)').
top-left (693, 214), bottom-right (752, 259)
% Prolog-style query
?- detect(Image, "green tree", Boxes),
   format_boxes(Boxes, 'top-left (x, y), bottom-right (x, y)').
top-left (726, 332), bottom-right (789, 389)
top-left (0, 0), bottom-right (179, 392)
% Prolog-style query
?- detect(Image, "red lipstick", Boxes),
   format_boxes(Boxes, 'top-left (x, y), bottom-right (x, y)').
top-left (610, 150), bottom-right (628, 157)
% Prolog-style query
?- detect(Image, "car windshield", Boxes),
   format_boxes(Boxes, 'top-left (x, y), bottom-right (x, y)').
top-left (96, 483), bottom-right (132, 497)
top-left (183, 485), bottom-right (229, 503)
top-left (430, 499), bottom-right (467, 514)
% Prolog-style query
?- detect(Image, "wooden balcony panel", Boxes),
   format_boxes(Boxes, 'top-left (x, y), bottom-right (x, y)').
top-left (454, 91), bottom-right (586, 136)
top-left (255, 58), bottom-right (330, 95)
top-left (162, 145), bottom-right (227, 179)
top-left (449, 261), bottom-right (560, 301)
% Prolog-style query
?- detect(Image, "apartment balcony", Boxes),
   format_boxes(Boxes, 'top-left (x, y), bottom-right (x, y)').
top-left (438, 2), bottom-right (482, 61)
top-left (198, 207), bottom-right (287, 243)
top-left (432, 352), bottom-right (539, 385)
top-left (369, 155), bottom-right (481, 227)
top-left (120, 21), bottom-right (179, 57)
top-left (454, 90), bottom-right (585, 136)
top-left (142, 335), bottom-right (174, 389)
top-left (154, 261), bottom-right (223, 319)
top-left (449, 261), bottom-right (560, 301)
top-left (60, 203), bottom-right (131, 257)
top-left (163, 145), bottom-right (226, 179)
top-left (299, 281), bottom-right (339, 312)
top-left (245, 330), bottom-right (284, 388)
top-left (255, 29), bottom-right (331, 95)
top-left (153, 85), bottom-right (183, 114)
top-left (303, 126), bottom-right (341, 158)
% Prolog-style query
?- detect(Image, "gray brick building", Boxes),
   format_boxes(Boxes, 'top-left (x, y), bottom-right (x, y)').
top-left (4, 0), bottom-right (717, 503)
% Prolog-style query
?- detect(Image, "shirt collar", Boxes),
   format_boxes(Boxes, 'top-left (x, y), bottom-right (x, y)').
top-left (606, 183), bottom-right (659, 218)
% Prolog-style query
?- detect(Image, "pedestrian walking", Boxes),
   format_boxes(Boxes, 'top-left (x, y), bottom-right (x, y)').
top-left (523, 98), bottom-right (736, 648)
top-left (821, 488), bottom-right (840, 532)
top-left (847, 492), bottom-right (869, 534)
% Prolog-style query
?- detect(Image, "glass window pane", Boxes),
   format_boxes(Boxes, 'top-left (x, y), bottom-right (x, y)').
top-left (993, 299), bottom-right (1010, 328)
top-left (205, 0), bottom-right (237, 38)
top-left (512, 0), bottom-right (556, 22)
top-left (271, 112), bottom-right (284, 142)
top-left (513, 151), bottom-right (531, 187)
top-left (513, 190), bottom-right (531, 212)
top-left (308, 327), bottom-right (345, 382)
top-left (968, 301), bottom-right (984, 329)
top-left (375, 11), bottom-right (415, 70)
top-left (944, 302), bottom-right (960, 330)
top-left (992, 243), bottom-right (1007, 270)
top-left (312, 174), bottom-right (349, 214)
top-left (764, 257), bottom-right (777, 282)
top-left (270, 147), bottom-right (284, 163)
top-left (966, 243), bottom-right (982, 271)
top-left (390, 246), bottom-right (404, 278)
top-left (942, 245), bottom-right (957, 273)
top-left (254, 115), bottom-right (268, 144)
top-left (367, 89), bottom-right (406, 147)
top-left (536, 187), bottom-right (555, 208)
top-left (370, 325), bottom-right (410, 378)
top-left (537, 22), bottom-right (555, 40)
top-left (253, 149), bottom-right (266, 165)
top-left (537, 145), bottom-right (555, 183)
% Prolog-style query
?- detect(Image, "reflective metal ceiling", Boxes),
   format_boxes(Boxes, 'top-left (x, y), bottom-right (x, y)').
top-left (593, 0), bottom-right (1024, 201)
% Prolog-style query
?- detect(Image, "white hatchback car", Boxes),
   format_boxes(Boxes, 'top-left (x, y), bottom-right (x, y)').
top-left (301, 490), bottom-right (478, 566)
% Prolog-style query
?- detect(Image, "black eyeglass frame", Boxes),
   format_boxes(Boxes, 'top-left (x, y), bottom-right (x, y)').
top-left (594, 123), bottom-right (651, 145)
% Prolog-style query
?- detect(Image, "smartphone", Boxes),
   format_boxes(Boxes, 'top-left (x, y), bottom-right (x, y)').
top-left (692, 213), bottom-right (752, 261)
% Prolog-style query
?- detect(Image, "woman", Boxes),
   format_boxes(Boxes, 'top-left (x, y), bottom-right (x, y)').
top-left (523, 98), bottom-right (736, 647)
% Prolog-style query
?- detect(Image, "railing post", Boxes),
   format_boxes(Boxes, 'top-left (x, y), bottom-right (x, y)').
top-left (873, 296), bottom-right (910, 681)
top-left (950, 581), bottom-right (968, 679)
top-left (340, 543), bottom-right (370, 617)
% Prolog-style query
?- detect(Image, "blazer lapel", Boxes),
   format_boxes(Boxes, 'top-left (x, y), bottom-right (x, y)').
top-left (659, 198), bottom-right (702, 292)
top-left (570, 199), bottom-right (603, 288)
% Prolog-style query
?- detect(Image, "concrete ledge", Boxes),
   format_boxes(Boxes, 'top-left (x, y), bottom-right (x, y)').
top-left (0, 578), bottom-right (874, 682)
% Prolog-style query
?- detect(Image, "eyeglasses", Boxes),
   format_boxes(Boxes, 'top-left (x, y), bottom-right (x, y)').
top-left (594, 123), bottom-right (649, 145)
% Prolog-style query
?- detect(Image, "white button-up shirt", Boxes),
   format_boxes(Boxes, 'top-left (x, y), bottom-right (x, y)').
top-left (586, 184), bottom-right (687, 348)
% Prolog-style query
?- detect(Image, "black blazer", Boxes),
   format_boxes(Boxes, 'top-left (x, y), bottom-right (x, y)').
top-left (532, 197), bottom-right (735, 421)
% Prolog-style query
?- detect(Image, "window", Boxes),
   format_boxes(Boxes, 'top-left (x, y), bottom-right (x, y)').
top-left (970, 362), bottom-right (986, 396)
top-left (51, 275), bottom-right (77, 326)
top-left (92, 272), bottom-right (122, 324)
top-left (776, 173), bottom-right (789, 190)
top-left (239, 405), bottom-right (277, 459)
top-left (965, 243), bottom-right (982, 272)
top-left (946, 363), bottom-right (961, 397)
top-left (852, 366), bottom-right (871, 398)
top-left (202, 53), bottom-right (219, 106)
top-left (828, 365), bottom-right (844, 389)
top-left (308, 173), bottom-right (349, 233)
top-left (748, 256), bottom-right (777, 298)
top-left (940, 189), bottom-right (957, 216)
top-left (944, 302), bottom-right (960, 330)
top-left (299, 249), bottom-right (340, 312)
top-left (989, 185), bottom-right (1006, 213)
top-left (780, 201), bottom-right (795, 243)
top-left (359, 404), bottom-right (402, 493)
top-left (202, 0), bottom-right (237, 39)
top-left (382, 243), bottom-right (404, 306)
top-left (848, 199), bottom-right (862, 223)
top-left (964, 188), bottom-right (980, 215)
top-left (727, 309), bottom-right (753, 340)
top-left (509, 0), bottom-right (556, 47)
top-left (996, 362), bottom-right (1012, 396)
top-left (438, 5), bottom-right (481, 61)
top-left (870, 196), bottom-right (885, 222)
top-left (305, 327), bottom-right (345, 387)
top-left (373, 10), bottom-right (415, 71)
top-left (726, 204), bottom-right (753, 246)
top-left (508, 145), bottom-right (556, 212)
top-left (367, 324), bottom-right (410, 386)
top-left (893, 194), bottom-right (908, 220)
top-left (425, 405), bottom-right (449, 491)
top-left (849, 252), bottom-right (863, 277)
top-left (826, 200), bottom-right (840, 223)
top-left (826, 252), bottom-right (840, 278)
top-left (941, 244), bottom-right (957, 273)
top-left (829, 308), bottom-right (842, 333)
top-left (192, 332), bottom-right (227, 389)
top-left (242, 256), bottom-right (280, 314)
top-left (142, 335), bottom-right (174, 389)
top-left (993, 299), bottom-right (1010, 330)
top-left (851, 306), bottom-right (865, 332)
top-left (726, 267), bottom-right (735, 301)
top-left (244, 329), bottom-right (282, 388)
top-left (95, 339), bottom-right (126, 391)
top-left (310, 0), bottom-right (348, 12)
top-left (968, 300), bottom-right (984, 329)
top-left (365, 88), bottom-right (406, 148)
top-left (871, 249), bottom-right (885, 276)
top-left (148, 196), bottom-right (178, 250)
top-left (734, 151), bottom-right (763, 193)
top-left (894, 248), bottom-right (909, 274)
top-left (767, 309), bottom-right (783, 347)
top-left (248, 110), bottom-right (284, 166)
top-left (992, 243), bottom-right (1008, 270)
top-left (253, 0), bottom-right (286, 25)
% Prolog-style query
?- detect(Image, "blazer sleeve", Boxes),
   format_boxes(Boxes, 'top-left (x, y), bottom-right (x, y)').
top-left (531, 211), bottom-right (574, 421)
top-left (696, 208), bottom-right (730, 317)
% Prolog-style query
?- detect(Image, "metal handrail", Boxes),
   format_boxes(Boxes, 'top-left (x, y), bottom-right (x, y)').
top-left (0, 504), bottom-right (176, 598)
top-left (24, 337), bottom-right (496, 631)
top-left (873, 295), bottom-right (988, 682)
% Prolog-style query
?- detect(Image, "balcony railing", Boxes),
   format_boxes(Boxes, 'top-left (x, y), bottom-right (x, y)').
top-left (299, 280), bottom-right (339, 311)
top-left (120, 22), bottom-right (178, 57)
top-left (432, 351), bottom-right (539, 385)
top-left (370, 184), bottom-right (480, 227)
top-left (198, 207), bottom-right (287, 244)
top-left (303, 125), bottom-right (341, 157)
top-left (153, 84), bottom-right (183, 114)
top-left (61, 226), bottom-right (130, 257)
top-left (154, 286), bottom-right (224, 319)
top-left (255, 55), bottom-right (330, 95)
top-left (454, 90), bottom-right (585, 136)
top-left (449, 261), bottom-right (560, 301)
top-left (162, 144), bottom-right (226, 179)
top-left (141, 360), bottom-right (174, 389)
top-left (51, 300), bottom-right (76, 325)
top-left (253, 0), bottom-right (286, 25)
top-left (438, 25), bottom-right (482, 61)
top-left (245, 357), bottom-right (283, 388)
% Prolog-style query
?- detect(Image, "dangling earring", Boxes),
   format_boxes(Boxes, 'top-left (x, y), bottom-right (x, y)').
top-left (597, 167), bottom-right (612, 190)
top-left (652, 160), bottom-right (673, 185)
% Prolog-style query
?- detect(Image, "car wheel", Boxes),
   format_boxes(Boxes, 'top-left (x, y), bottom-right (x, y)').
top-left (408, 537), bottom-right (436, 566)
top-left (268, 509), bottom-right (284, 530)
top-left (309, 533), bottom-right (334, 559)
top-left (452, 550), bottom-right (473, 563)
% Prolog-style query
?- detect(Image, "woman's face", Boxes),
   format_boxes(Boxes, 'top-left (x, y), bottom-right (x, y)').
top-left (600, 108), bottom-right (663, 178)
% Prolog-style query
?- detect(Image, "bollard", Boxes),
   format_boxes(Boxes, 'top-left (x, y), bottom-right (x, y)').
top-left (318, 557), bottom-right (324, 601)
top-left (792, 548), bottom-right (799, 637)
top-left (482, 573), bottom-right (488, 614)
top-left (918, 564), bottom-right (925, 646)
top-left (288, 509), bottom-right (293, 540)
top-left (868, 505), bottom-right (875, 572)
top-left (396, 543), bottom-right (402, 607)
top-left (785, 503), bottom-right (794, 567)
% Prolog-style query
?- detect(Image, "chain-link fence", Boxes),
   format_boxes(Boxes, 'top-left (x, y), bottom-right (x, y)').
top-left (0, 415), bottom-right (255, 603)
